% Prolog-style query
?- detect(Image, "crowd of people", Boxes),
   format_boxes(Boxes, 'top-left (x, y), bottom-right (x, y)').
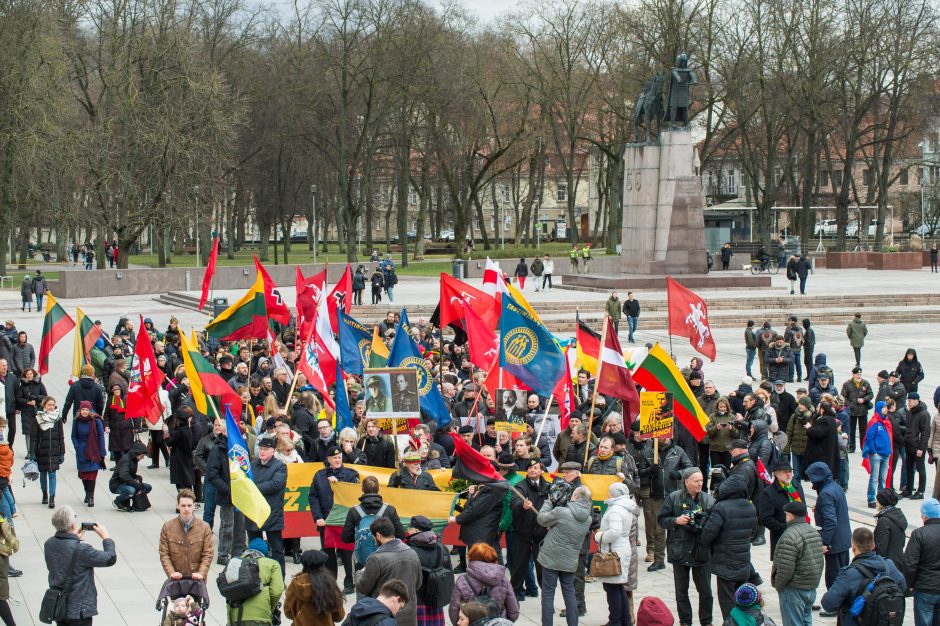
top-left (0, 297), bottom-right (937, 626)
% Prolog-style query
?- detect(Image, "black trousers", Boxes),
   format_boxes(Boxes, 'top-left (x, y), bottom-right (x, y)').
top-left (509, 532), bottom-right (542, 594)
top-left (149, 429), bottom-right (169, 466)
top-left (905, 451), bottom-right (928, 494)
top-left (804, 350), bottom-right (814, 380)
top-left (717, 577), bottom-right (747, 621)
top-left (4, 413), bottom-right (14, 448)
top-left (849, 414), bottom-right (867, 451)
top-left (825, 550), bottom-right (850, 588)
top-left (853, 346), bottom-right (862, 368)
top-left (574, 551), bottom-right (587, 612)
top-left (674, 564), bottom-right (713, 626)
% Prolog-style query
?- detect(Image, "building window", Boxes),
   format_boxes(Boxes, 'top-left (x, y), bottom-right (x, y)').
top-left (726, 170), bottom-right (736, 194)
top-left (408, 189), bottom-right (418, 206)
top-left (556, 182), bottom-right (567, 202)
top-left (900, 169), bottom-right (909, 186)
top-left (863, 169), bottom-right (872, 186)
top-left (502, 184), bottom-right (510, 203)
top-left (833, 170), bottom-right (843, 187)
top-left (820, 171), bottom-right (829, 187)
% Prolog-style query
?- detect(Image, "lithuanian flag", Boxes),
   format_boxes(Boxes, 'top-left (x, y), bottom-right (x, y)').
top-left (633, 343), bottom-right (709, 441)
top-left (180, 330), bottom-right (243, 418)
top-left (367, 326), bottom-right (389, 367)
top-left (205, 272), bottom-right (268, 340)
top-left (38, 293), bottom-right (75, 375)
top-left (71, 307), bottom-right (104, 377)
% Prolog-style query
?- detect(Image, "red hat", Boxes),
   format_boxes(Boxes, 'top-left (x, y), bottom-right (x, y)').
top-left (636, 597), bottom-right (674, 626)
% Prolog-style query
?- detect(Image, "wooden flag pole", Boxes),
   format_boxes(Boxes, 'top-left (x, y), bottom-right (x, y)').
top-left (533, 395), bottom-right (554, 448)
top-left (583, 314), bottom-right (609, 469)
top-left (392, 417), bottom-right (400, 467)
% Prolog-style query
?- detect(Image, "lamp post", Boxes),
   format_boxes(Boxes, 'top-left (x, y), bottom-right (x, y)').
top-left (193, 185), bottom-right (201, 268)
top-left (310, 184), bottom-right (318, 264)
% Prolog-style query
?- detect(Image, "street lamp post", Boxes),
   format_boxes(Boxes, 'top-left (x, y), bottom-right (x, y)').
top-left (311, 184), bottom-right (318, 264)
top-left (193, 185), bottom-right (201, 268)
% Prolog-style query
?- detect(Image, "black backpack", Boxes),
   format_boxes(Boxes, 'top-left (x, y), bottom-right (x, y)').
top-left (852, 560), bottom-right (905, 626)
top-left (475, 585), bottom-right (500, 618)
top-left (218, 554), bottom-right (263, 625)
top-left (420, 544), bottom-right (455, 609)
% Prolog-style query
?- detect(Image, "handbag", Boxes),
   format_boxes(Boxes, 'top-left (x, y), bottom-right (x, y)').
top-left (589, 550), bottom-right (622, 578)
top-left (39, 542), bottom-right (80, 624)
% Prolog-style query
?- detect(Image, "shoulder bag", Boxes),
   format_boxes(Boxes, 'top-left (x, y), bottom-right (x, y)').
top-left (39, 541), bottom-right (80, 623)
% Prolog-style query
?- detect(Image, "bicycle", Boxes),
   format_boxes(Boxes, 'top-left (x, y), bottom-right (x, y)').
top-left (749, 258), bottom-right (780, 275)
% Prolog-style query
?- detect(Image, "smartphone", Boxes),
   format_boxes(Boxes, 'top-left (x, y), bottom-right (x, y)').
top-left (80, 522), bottom-right (97, 532)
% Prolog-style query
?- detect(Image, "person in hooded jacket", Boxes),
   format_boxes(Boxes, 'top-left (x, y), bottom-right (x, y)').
top-left (342, 476), bottom-right (406, 546)
top-left (404, 515), bottom-right (452, 626)
top-left (15, 367), bottom-right (45, 453)
top-left (897, 348), bottom-right (925, 393)
top-left (283, 549), bottom-right (345, 626)
top-left (61, 365), bottom-right (105, 423)
top-left (224, 537), bottom-right (285, 626)
top-left (802, 401), bottom-right (840, 480)
top-left (448, 542), bottom-right (519, 625)
top-left (806, 353), bottom-right (832, 392)
top-left (806, 461), bottom-right (851, 596)
top-left (537, 485), bottom-right (593, 626)
top-left (309, 446), bottom-right (359, 594)
top-left (108, 440), bottom-right (151, 511)
top-left (347, 579), bottom-right (410, 626)
top-left (784, 396), bottom-right (814, 481)
top-left (513, 258), bottom-right (529, 289)
top-left (904, 392), bottom-right (931, 499)
top-left (593, 482), bottom-right (637, 626)
top-left (862, 401), bottom-right (894, 507)
top-left (699, 471), bottom-right (758, 620)
top-left (33, 395), bottom-right (64, 508)
top-left (872, 487), bottom-right (907, 568)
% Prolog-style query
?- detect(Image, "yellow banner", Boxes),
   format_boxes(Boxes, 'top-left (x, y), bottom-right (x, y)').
top-left (639, 392), bottom-right (675, 439)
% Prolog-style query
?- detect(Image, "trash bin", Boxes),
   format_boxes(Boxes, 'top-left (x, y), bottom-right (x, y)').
top-left (452, 259), bottom-right (465, 280)
top-left (212, 297), bottom-right (229, 318)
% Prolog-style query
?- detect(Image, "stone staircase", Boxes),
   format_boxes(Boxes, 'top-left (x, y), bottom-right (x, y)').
top-left (155, 290), bottom-right (940, 333)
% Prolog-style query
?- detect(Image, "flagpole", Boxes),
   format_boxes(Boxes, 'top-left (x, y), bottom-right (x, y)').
top-left (583, 314), bottom-right (609, 469)
top-left (666, 278), bottom-right (676, 361)
top-left (533, 395), bottom-right (554, 448)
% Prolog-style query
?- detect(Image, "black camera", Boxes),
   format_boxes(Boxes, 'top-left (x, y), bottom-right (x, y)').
top-left (689, 510), bottom-right (708, 530)
top-left (81, 522), bottom-right (97, 531)
top-left (709, 465), bottom-right (728, 496)
top-left (548, 480), bottom-right (574, 507)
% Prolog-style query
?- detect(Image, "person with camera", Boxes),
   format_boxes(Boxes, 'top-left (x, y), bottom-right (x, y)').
top-left (42, 506), bottom-right (116, 625)
top-left (700, 470), bottom-right (758, 621)
top-left (756, 460), bottom-right (805, 558)
top-left (536, 481), bottom-right (593, 626)
top-left (659, 468), bottom-right (715, 626)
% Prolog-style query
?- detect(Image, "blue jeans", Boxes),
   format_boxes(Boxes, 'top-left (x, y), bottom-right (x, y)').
top-left (746, 348), bottom-right (756, 377)
top-left (202, 480), bottom-right (217, 528)
top-left (778, 587), bottom-right (815, 626)
top-left (541, 568), bottom-right (577, 626)
top-left (115, 482), bottom-right (152, 504)
top-left (915, 591), bottom-right (940, 626)
top-left (627, 316), bottom-right (638, 342)
top-left (0, 488), bottom-right (12, 523)
top-left (839, 456), bottom-right (849, 490)
top-left (866, 454), bottom-right (888, 503)
top-left (40, 470), bottom-right (57, 496)
top-left (35, 293), bottom-right (43, 310)
top-left (791, 453), bottom-right (803, 482)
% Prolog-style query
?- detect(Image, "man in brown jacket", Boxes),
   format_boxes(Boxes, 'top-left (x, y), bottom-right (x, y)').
top-left (159, 489), bottom-right (214, 580)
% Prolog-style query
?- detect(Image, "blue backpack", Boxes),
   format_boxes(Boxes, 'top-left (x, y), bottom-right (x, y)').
top-left (353, 504), bottom-right (387, 566)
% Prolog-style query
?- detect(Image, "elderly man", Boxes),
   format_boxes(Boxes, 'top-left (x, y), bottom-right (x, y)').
top-left (159, 489), bottom-right (214, 581)
top-left (309, 445), bottom-right (359, 593)
top-left (389, 451), bottom-right (440, 490)
top-left (757, 459), bottom-right (806, 556)
top-left (247, 438), bottom-right (288, 575)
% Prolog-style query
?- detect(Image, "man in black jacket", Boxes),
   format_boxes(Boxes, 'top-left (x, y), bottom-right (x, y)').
top-left (773, 380), bottom-right (796, 433)
top-left (248, 438), bottom-right (288, 575)
top-left (206, 428), bottom-right (244, 565)
top-left (60, 364), bottom-right (105, 423)
top-left (840, 367), bottom-right (873, 452)
top-left (309, 446), bottom-right (360, 593)
top-left (659, 468), bottom-right (715, 626)
top-left (509, 459), bottom-right (550, 599)
top-left (903, 393), bottom-right (931, 499)
top-left (720, 440), bottom-right (758, 502)
top-left (623, 292), bottom-right (640, 343)
top-left (757, 460), bottom-right (805, 557)
top-left (904, 498), bottom-right (940, 621)
top-left (448, 476), bottom-right (507, 554)
top-left (700, 472), bottom-right (758, 620)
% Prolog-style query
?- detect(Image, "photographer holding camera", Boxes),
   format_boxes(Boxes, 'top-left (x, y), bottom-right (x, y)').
top-left (659, 467), bottom-right (715, 626)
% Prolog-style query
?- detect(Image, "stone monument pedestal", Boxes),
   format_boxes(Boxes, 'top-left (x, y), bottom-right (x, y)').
top-left (621, 128), bottom-right (707, 275)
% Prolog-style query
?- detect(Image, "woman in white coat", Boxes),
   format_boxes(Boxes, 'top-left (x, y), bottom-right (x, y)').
top-left (594, 482), bottom-right (637, 626)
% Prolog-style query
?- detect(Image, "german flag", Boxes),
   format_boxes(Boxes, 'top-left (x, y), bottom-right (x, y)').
top-left (180, 331), bottom-right (243, 418)
top-left (575, 312), bottom-right (600, 376)
top-left (71, 307), bottom-right (103, 377)
top-left (205, 272), bottom-right (268, 340)
top-left (38, 293), bottom-right (75, 375)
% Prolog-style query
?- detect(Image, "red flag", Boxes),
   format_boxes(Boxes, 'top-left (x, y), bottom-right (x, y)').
top-left (595, 317), bottom-right (641, 419)
top-left (253, 256), bottom-right (291, 324)
top-left (296, 267), bottom-right (326, 339)
top-left (440, 273), bottom-right (498, 330)
top-left (482, 354), bottom-right (529, 402)
top-left (666, 277), bottom-right (717, 361)
top-left (756, 457), bottom-right (773, 485)
top-left (297, 332), bottom-right (335, 410)
top-left (552, 346), bottom-right (576, 430)
top-left (126, 317), bottom-right (166, 425)
top-left (327, 265), bottom-right (353, 333)
top-left (198, 237), bottom-right (219, 310)
top-left (463, 302), bottom-right (499, 369)
top-left (450, 432), bottom-right (503, 483)
top-left (862, 412), bottom-right (894, 488)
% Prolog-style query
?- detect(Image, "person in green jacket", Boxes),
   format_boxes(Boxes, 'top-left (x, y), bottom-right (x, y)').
top-left (605, 293), bottom-right (622, 333)
top-left (846, 313), bottom-right (868, 368)
top-left (226, 537), bottom-right (285, 626)
top-left (771, 500), bottom-right (824, 626)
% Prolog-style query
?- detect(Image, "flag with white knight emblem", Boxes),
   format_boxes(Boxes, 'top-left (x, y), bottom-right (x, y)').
top-left (666, 277), bottom-right (717, 361)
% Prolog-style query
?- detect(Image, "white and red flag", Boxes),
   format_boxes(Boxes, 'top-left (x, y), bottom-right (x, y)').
top-left (595, 317), bottom-right (641, 420)
top-left (667, 277), bottom-right (717, 361)
top-left (127, 317), bottom-right (166, 425)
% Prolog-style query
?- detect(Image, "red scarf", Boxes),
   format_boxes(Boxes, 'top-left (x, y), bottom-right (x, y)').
top-left (781, 480), bottom-right (811, 523)
top-left (861, 414), bottom-right (894, 487)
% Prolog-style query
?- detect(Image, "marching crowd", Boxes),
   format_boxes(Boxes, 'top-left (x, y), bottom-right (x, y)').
top-left (0, 305), bottom-right (939, 626)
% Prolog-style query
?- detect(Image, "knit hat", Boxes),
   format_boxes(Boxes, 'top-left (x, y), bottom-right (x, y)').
top-left (921, 498), bottom-right (940, 519)
top-left (636, 596), bottom-right (675, 626)
top-left (680, 467), bottom-right (702, 481)
top-left (79, 400), bottom-right (93, 412)
top-left (909, 392), bottom-right (921, 401)
top-left (248, 537), bottom-right (269, 555)
top-left (734, 582), bottom-right (761, 608)
top-left (877, 488), bottom-right (899, 507)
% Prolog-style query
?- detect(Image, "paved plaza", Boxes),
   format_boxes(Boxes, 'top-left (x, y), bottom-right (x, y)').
top-left (1, 266), bottom-right (937, 624)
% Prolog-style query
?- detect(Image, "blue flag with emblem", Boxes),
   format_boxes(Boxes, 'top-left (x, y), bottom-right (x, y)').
top-left (338, 309), bottom-right (372, 376)
top-left (225, 406), bottom-right (270, 527)
top-left (500, 293), bottom-right (566, 397)
top-left (387, 310), bottom-right (452, 427)
top-left (335, 360), bottom-right (354, 431)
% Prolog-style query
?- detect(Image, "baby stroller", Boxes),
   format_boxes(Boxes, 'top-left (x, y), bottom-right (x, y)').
top-left (155, 577), bottom-right (210, 625)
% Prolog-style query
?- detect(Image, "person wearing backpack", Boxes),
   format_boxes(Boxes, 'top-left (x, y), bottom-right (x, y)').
top-left (309, 446), bottom-right (360, 595)
top-left (342, 476), bottom-right (406, 548)
top-left (448, 542), bottom-right (519, 625)
top-left (355, 517), bottom-right (422, 626)
top-left (222, 537), bottom-right (285, 626)
top-left (903, 498), bottom-right (940, 626)
top-left (404, 515), bottom-right (453, 626)
top-left (821, 527), bottom-right (907, 626)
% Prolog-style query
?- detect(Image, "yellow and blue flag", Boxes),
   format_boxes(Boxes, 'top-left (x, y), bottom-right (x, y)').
top-left (500, 293), bottom-right (566, 396)
top-left (225, 407), bottom-right (270, 528)
top-left (338, 309), bottom-right (372, 376)
top-left (387, 310), bottom-right (453, 427)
